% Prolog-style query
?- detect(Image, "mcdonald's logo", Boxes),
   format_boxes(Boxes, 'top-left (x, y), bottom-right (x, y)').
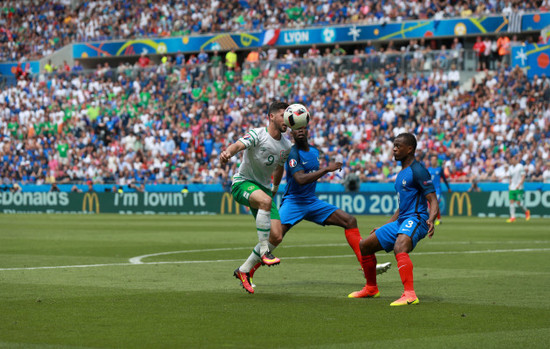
top-left (220, 192), bottom-right (240, 215)
top-left (448, 192), bottom-right (472, 216)
top-left (82, 193), bottom-right (100, 213)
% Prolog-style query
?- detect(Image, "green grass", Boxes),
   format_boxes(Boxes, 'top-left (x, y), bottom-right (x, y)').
top-left (0, 214), bottom-right (549, 348)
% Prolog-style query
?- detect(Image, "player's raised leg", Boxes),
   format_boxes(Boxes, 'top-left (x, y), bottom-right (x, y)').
top-left (238, 243), bottom-right (274, 288)
top-left (238, 219), bottom-right (285, 287)
top-left (323, 209), bottom-right (363, 263)
top-left (323, 208), bottom-right (391, 275)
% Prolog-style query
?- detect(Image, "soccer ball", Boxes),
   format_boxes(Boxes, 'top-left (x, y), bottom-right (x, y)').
top-left (283, 103), bottom-right (310, 130)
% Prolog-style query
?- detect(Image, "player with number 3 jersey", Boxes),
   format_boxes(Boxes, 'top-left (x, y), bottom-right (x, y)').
top-left (348, 133), bottom-right (439, 306)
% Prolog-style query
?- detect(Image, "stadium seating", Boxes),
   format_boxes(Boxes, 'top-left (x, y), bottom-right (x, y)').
top-left (0, 49), bottom-right (548, 186)
top-left (0, 1), bottom-right (548, 188)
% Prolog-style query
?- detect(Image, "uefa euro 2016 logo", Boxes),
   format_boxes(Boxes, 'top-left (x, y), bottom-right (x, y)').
top-left (82, 193), bottom-right (100, 214)
top-left (220, 193), bottom-right (240, 215)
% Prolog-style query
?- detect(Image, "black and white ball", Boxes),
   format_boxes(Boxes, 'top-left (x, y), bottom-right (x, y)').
top-left (283, 103), bottom-right (310, 130)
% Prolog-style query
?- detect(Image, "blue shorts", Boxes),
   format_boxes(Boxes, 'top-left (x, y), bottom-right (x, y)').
top-left (375, 217), bottom-right (429, 252)
top-left (279, 197), bottom-right (338, 227)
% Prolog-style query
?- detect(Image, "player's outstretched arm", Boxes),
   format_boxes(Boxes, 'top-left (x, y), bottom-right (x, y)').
top-left (425, 192), bottom-right (439, 237)
top-left (293, 161), bottom-right (342, 185)
top-left (219, 141), bottom-right (246, 166)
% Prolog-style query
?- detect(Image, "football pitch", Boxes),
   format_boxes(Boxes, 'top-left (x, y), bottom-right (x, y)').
top-left (0, 214), bottom-right (549, 348)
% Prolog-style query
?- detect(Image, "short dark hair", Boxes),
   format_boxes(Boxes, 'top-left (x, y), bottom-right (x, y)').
top-left (396, 133), bottom-right (417, 152)
top-left (268, 101), bottom-right (289, 115)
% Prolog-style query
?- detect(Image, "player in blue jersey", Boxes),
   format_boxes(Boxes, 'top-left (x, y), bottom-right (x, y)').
top-left (235, 126), bottom-right (391, 292)
top-left (349, 133), bottom-right (438, 306)
top-left (427, 155), bottom-right (451, 225)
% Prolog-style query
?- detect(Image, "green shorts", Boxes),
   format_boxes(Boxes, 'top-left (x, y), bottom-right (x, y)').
top-left (509, 189), bottom-right (524, 202)
top-left (231, 180), bottom-right (280, 220)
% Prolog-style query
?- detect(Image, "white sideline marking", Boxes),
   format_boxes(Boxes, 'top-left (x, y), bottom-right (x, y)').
top-left (0, 247), bottom-right (549, 272)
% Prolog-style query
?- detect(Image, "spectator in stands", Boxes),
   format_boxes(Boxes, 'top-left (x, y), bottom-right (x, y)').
top-left (497, 34), bottom-right (511, 64)
top-left (1, 0), bottom-right (548, 63)
top-left (0, 43), bottom-right (547, 189)
top-left (86, 181), bottom-right (95, 193)
top-left (73, 60), bottom-right (84, 72)
top-left (138, 53), bottom-right (151, 68)
top-left (71, 185), bottom-right (82, 193)
top-left (225, 49), bottom-right (237, 70)
top-left (343, 169), bottom-right (361, 192)
top-left (482, 37), bottom-right (493, 70)
top-left (468, 178), bottom-right (482, 192)
top-left (246, 48), bottom-right (260, 64)
top-left (473, 36), bottom-right (485, 71)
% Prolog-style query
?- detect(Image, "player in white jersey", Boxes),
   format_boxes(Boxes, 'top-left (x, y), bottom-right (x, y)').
top-left (220, 101), bottom-right (292, 294)
top-left (505, 155), bottom-right (530, 223)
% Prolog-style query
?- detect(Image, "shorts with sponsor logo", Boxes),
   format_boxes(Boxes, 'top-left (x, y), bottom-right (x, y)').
top-left (509, 189), bottom-right (524, 202)
top-left (375, 217), bottom-right (428, 252)
top-left (231, 180), bottom-right (280, 220)
top-left (279, 196), bottom-right (338, 226)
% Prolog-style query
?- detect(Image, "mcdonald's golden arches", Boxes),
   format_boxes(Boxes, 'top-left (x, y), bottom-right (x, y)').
top-left (82, 193), bottom-right (100, 213)
top-left (448, 192), bottom-right (472, 216)
top-left (220, 193), bottom-right (240, 215)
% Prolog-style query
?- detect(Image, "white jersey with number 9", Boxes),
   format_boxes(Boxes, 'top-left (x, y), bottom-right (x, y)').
top-left (232, 127), bottom-right (292, 190)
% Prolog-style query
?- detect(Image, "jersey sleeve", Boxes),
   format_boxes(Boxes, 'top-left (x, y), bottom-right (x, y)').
top-left (286, 146), bottom-right (304, 176)
top-left (412, 162), bottom-right (436, 195)
top-left (237, 128), bottom-right (260, 149)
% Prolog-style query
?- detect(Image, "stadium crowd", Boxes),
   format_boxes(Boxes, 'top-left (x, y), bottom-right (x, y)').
top-left (1, 0), bottom-right (548, 62)
top-left (0, 45), bottom-right (549, 188)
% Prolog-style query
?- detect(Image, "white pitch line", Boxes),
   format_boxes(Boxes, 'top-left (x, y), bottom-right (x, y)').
top-left (128, 240), bottom-right (550, 264)
top-left (427, 240), bottom-right (550, 245)
top-left (129, 243), bottom-right (352, 264)
top-left (0, 247), bottom-right (549, 272)
top-left (0, 262), bottom-right (132, 271)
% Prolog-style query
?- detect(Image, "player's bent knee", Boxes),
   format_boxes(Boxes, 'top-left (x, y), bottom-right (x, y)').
top-left (359, 240), bottom-right (369, 255)
top-left (258, 202), bottom-right (271, 211)
top-left (338, 211), bottom-right (357, 229)
top-left (269, 234), bottom-right (283, 246)
top-left (394, 235), bottom-right (412, 254)
top-left (255, 197), bottom-right (272, 211)
top-left (360, 236), bottom-right (379, 255)
top-left (345, 215), bottom-right (357, 229)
